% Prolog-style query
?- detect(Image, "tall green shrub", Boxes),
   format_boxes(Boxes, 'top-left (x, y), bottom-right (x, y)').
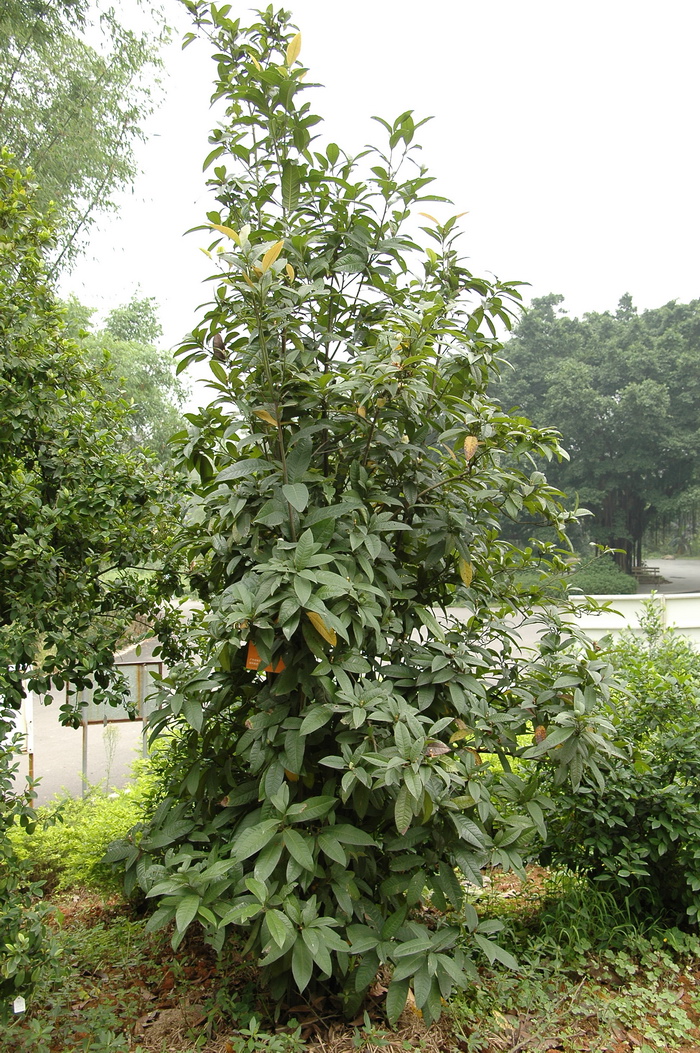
top-left (112, 4), bottom-right (616, 1024)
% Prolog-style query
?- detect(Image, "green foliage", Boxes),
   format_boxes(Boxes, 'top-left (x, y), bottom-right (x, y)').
top-left (541, 599), bottom-right (700, 920)
top-left (0, 724), bottom-right (62, 1024)
top-left (513, 553), bottom-right (637, 597)
top-left (0, 152), bottom-right (179, 1018)
top-left (0, 0), bottom-right (168, 270)
top-left (569, 555), bottom-right (637, 594)
top-left (62, 293), bottom-right (189, 460)
top-left (0, 151), bottom-right (178, 715)
top-left (10, 780), bottom-right (157, 893)
top-left (119, 3), bottom-right (617, 1024)
top-left (496, 293), bottom-right (700, 569)
top-left (226, 1016), bottom-right (305, 1053)
top-left (451, 870), bottom-right (700, 1052)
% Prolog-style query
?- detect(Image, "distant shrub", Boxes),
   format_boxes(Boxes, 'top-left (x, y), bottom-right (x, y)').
top-left (506, 555), bottom-right (636, 601)
top-left (540, 599), bottom-right (700, 921)
top-left (568, 556), bottom-right (637, 595)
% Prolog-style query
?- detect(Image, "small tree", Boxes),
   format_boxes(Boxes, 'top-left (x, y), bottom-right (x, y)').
top-left (0, 151), bottom-right (178, 713)
top-left (122, 4), bottom-right (616, 1024)
top-left (0, 149), bottom-right (178, 1016)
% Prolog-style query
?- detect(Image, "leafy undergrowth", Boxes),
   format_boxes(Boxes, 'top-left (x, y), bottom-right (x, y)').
top-left (7, 869), bottom-right (700, 1053)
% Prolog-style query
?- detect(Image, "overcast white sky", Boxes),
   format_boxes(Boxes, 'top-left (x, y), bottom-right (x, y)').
top-left (62, 0), bottom-right (700, 360)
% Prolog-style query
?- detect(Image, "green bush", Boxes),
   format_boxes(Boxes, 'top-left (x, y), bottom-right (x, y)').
top-left (110, 5), bottom-right (618, 1028)
top-left (540, 599), bottom-right (700, 921)
top-left (10, 768), bottom-right (157, 894)
top-left (1, 738), bottom-right (63, 1023)
top-left (511, 555), bottom-right (637, 597)
top-left (568, 556), bottom-right (637, 595)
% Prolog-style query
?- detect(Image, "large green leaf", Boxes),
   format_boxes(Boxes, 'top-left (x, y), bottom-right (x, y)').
top-left (232, 820), bottom-right (280, 862)
top-left (385, 978), bottom-right (410, 1025)
top-left (175, 894), bottom-right (201, 934)
top-left (291, 936), bottom-right (313, 992)
top-left (282, 482), bottom-right (309, 512)
top-left (284, 828), bottom-right (315, 871)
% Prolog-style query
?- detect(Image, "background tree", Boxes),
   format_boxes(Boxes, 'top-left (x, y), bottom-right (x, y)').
top-left (0, 149), bottom-right (180, 1015)
top-left (495, 294), bottom-right (700, 569)
top-left (112, 4), bottom-right (616, 1025)
top-left (0, 0), bottom-right (168, 272)
top-left (62, 293), bottom-right (190, 460)
top-left (0, 151), bottom-right (177, 717)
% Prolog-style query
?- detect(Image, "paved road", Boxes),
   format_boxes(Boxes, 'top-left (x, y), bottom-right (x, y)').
top-left (652, 557), bottom-right (700, 593)
top-left (13, 561), bottom-right (700, 805)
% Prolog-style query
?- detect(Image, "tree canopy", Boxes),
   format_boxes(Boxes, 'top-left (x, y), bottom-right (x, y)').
top-left (0, 0), bottom-right (167, 271)
top-left (62, 293), bottom-right (189, 460)
top-left (0, 150), bottom-right (176, 717)
top-left (495, 293), bottom-right (700, 567)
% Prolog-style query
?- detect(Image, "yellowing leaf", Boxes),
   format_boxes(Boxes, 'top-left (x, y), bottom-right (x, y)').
top-left (306, 611), bottom-right (337, 646)
top-left (459, 558), bottom-right (473, 588)
top-left (251, 56), bottom-right (261, 70)
top-left (285, 262), bottom-right (295, 280)
top-left (199, 248), bottom-right (212, 259)
top-left (243, 273), bottom-right (255, 288)
top-left (464, 436), bottom-right (479, 461)
top-left (356, 405), bottom-right (367, 418)
top-left (209, 223), bottom-right (240, 244)
top-left (286, 32), bottom-right (302, 65)
top-left (418, 212), bottom-right (438, 223)
top-left (261, 240), bottom-right (284, 272)
top-left (254, 408), bottom-right (278, 426)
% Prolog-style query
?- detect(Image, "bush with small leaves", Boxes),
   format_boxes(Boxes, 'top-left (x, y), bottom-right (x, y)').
top-left (541, 598), bottom-right (700, 920)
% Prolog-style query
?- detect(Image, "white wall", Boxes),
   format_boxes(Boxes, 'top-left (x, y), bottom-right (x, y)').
top-left (569, 592), bottom-right (700, 645)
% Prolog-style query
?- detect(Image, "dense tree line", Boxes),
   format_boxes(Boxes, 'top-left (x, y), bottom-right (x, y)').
top-left (495, 293), bottom-right (700, 568)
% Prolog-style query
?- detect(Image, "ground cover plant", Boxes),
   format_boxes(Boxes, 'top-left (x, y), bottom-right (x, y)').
top-left (103, 1), bottom-right (621, 1027)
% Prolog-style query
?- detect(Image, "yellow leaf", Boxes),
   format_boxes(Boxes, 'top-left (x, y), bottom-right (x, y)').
top-left (463, 436), bottom-right (479, 461)
top-left (285, 262), bottom-right (295, 281)
top-left (306, 611), bottom-right (337, 646)
top-left (356, 405), bottom-right (367, 418)
top-left (251, 56), bottom-right (261, 70)
top-left (254, 408), bottom-right (278, 426)
top-left (418, 212), bottom-right (438, 223)
top-left (199, 248), bottom-right (212, 259)
top-left (459, 558), bottom-right (473, 588)
top-left (243, 273), bottom-right (255, 288)
top-left (286, 32), bottom-right (302, 65)
top-left (209, 223), bottom-right (240, 244)
top-left (261, 240), bottom-right (284, 272)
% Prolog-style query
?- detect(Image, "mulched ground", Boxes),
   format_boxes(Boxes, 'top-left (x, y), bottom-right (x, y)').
top-left (19, 871), bottom-right (700, 1053)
